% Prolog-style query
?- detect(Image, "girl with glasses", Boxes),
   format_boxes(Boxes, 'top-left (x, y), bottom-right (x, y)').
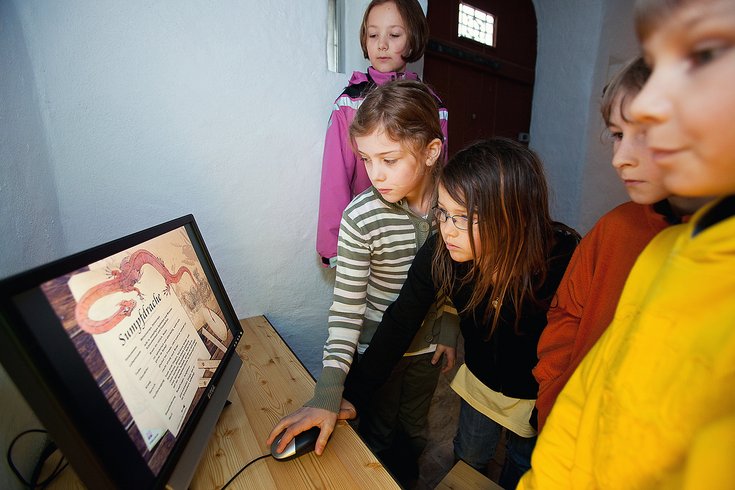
top-left (343, 138), bottom-right (579, 489)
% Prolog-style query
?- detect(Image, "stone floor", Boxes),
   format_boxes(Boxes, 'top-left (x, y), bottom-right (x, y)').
top-left (414, 339), bottom-right (506, 489)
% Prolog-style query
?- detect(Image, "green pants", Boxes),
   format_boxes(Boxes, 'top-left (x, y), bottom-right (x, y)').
top-left (357, 352), bottom-right (441, 484)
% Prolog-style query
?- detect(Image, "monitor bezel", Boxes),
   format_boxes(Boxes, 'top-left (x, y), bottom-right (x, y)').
top-left (0, 214), bottom-right (243, 488)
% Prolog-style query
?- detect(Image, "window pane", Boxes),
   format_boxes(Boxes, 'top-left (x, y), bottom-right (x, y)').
top-left (458, 2), bottom-right (496, 47)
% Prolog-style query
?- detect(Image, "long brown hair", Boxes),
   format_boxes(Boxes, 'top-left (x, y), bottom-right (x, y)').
top-left (349, 79), bottom-right (444, 169)
top-left (360, 0), bottom-right (429, 64)
top-left (431, 138), bottom-right (555, 337)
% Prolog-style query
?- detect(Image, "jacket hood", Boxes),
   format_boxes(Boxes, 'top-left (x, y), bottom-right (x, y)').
top-left (348, 66), bottom-right (420, 86)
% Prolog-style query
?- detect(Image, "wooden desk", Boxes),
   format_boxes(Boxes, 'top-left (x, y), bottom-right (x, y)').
top-left (436, 461), bottom-right (503, 490)
top-left (191, 316), bottom-right (399, 489)
top-left (47, 316), bottom-right (398, 489)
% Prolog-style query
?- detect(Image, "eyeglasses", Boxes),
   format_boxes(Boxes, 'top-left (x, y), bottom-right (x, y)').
top-left (432, 206), bottom-right (477, 231)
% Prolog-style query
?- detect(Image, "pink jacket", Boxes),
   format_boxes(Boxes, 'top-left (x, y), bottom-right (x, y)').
top-left (316, 66), bottom-right (449, 266)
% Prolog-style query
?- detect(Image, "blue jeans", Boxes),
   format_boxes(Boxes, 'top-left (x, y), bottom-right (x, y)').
top-left (453, 399), bottom-right (536, 489)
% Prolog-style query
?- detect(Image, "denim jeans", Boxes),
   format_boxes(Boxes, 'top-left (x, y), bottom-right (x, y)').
top-left (453, 399), bottom-right (537, 489)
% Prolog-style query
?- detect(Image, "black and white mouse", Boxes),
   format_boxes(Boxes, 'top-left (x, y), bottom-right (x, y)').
top-left (270, 427), bottom-right (321, 461)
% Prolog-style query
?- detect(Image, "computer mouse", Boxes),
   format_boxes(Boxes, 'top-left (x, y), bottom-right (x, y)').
top-left (270, 427), bottom-right (321, 461)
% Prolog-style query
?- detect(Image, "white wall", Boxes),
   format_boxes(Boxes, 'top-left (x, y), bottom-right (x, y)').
top-left (1, 1), bottom-right (63, 486)
top-left (9, 0), bottom-right (362, 364)
top-left (530, 0), bottom-right (638, 233)
top-left (0, 0), bottom-right (636, 487)
top-left (578, 0), bottom-right (639, 231)
top-left (0, 1), bottom-right (365, 487)
top-left (530, 0), bottom-right (603, 229)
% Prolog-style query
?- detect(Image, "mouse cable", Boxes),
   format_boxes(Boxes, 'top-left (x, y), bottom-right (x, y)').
top-left (221, 453), bottom-right (272, 489)
top-left (7, 428), bottom-right (69, 489)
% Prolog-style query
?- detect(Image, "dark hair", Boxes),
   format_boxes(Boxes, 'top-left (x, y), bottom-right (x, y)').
top-left (349, 79), bottom-right (444, 167)
top-left (431, 138), bottom-right (555, 337)
top-left (634, 0), bottom-right (692, 41)
top-left (360, 0), bottom-right (429, 64)
top-left (600, 57), bottom-right (651, 126)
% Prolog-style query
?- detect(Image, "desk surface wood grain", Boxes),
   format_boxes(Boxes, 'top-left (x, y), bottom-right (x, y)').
top-left (436, 460), bottom-right (502, 490)
top-left (46, 316), bottom-right (398, 489)
top-left (191, 316), bottom-right (399, 489)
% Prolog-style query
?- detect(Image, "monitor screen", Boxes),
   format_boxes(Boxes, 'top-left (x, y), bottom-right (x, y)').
top-left (0, 215), bottom-right (243, 489)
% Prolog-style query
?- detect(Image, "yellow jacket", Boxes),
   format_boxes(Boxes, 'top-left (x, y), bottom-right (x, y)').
top-left (519, 198), bottom-right (735, 489)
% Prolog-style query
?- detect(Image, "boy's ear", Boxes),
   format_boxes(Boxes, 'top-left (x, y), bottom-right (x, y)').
top-left (425, 138), bottom-right (443, 166)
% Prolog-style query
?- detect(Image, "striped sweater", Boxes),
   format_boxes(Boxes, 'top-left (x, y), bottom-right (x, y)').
top-left (307, 187), bottom-right (459, 413)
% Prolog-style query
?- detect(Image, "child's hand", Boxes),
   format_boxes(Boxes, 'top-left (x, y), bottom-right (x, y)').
top-left (338, 398), bottom-right (357, 420)
top-left (432, 344), bottom-right (456, 373)
top-left (266, 406), bottom-right (338, 456)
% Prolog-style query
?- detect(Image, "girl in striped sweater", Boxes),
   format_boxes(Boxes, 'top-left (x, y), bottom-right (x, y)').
top-left (268, 80), bottom-right (459, 485)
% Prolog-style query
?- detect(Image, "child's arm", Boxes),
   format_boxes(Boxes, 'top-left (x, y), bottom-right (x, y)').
top-left (343, 235), bottom-right (439, 413)
top-left (432, 296), bottom-right (459, 373)
top-left (268, 212), bottom-right (371, 454)
top-left (309, 213), bottom-right (372, 412)
top-left (533, 244), bottom-right (586, 429)
top-left (533, 227), bottom-right (595, 431)
top-left (316, 107), bottom-right (361, 266)
top-left (518, 328), bottom-right (608, 490)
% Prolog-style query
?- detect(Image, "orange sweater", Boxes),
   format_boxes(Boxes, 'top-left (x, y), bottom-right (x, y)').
top-left (533, 202), bottom-right (672, 431)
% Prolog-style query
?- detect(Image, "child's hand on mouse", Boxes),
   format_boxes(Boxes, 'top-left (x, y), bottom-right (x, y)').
top-left (267, 406), bottom-right (338, 456)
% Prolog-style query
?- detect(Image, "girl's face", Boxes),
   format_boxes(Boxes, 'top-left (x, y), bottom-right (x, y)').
top-left (608, 94), bottom-right (670, 204)
top-left (630, 0), bottom-right (735, 197)
top-left (435, 184), bottom-right (481, 263)
top-left (365, 1), bottom-right (410, 73)
top-left (355, 128), bottom-right (439, 208)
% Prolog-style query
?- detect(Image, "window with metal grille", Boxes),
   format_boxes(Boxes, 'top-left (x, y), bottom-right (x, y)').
top-left (458, 3), bottom-right (496, 47)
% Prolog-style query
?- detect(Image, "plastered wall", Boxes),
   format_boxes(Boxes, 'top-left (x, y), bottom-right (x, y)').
top-left (0, 1), bottom-right (636, 487)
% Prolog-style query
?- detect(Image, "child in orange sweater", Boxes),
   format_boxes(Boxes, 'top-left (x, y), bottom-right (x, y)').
top-left (532, 57), bottom-right (708, 431)
top-left (518, 0), bottom-right (735, 486)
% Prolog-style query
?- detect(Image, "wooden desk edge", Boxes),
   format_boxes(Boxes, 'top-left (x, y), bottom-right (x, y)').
top-left (436, 460), bottom-right (503, 490)
top-left (193, 315), bottom-right (399, 489)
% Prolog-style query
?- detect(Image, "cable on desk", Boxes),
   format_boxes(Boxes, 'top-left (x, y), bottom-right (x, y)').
top-left (7, 428), bottom-right (69, 489)
top-left (221, 453), bottom-right (272, 489)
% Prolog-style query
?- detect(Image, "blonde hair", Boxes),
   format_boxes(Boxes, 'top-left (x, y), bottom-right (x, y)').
top-left (349, 80), bottom-right (443, 168)
top-left (360, 0), bottom-right (429, 64)
top-left (600, 57), bottom-right (650, 126)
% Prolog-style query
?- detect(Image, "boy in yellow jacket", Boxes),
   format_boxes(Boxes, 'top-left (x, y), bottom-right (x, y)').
top-left (519, 0), bottom-right (735, 488)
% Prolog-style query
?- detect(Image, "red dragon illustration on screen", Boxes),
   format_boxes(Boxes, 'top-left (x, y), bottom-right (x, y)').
top-left (74, 249), bottom-right (193, 335)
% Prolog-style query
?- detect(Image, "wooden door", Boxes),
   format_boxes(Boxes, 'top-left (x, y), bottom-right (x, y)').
top-left (424, 0), bottom-right (537, 156)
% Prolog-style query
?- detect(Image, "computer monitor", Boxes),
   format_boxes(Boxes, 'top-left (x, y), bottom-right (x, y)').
top-left (0, 214), bottom-right (243, 488)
